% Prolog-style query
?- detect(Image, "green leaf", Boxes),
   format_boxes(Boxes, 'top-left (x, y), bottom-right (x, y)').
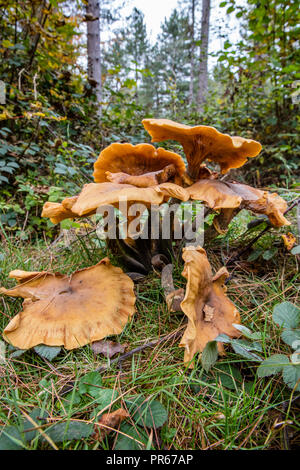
top-left (231, 340), bottom-right (262, 361)
top-left (281, 329), bottom-right (300, 348)
top-left (232, 322), bottom-right (264, 341)
top-left (115, 423), bottom-right (149, 450)
top-left (273, 302), bottom-right (300, 329)
top-left (257, 354), bottom-right (290, 377)
top-left (63, 392), bottom-right (82, 406)
top-left (282, 364), bottom-right (300, 391)
top-left (291, 245), bottom-right (300, 255)
top-left (34, 345), bottom-right (61, 361)
top-left (215, 363), bottom-right (243, 389)
top-left (262, 248), bottom-right (278, 260)
top-left (247, 249), bottom-right (263, 262)
top-left (9, 347), bottom-right (26, 359)
top-left (0, 426), bottom-right (24, 450)
top-left (43, 421), bottom-right (93, 443)
top-left (201, 341), bottom-right (218, 372)
top-left (90, 389), bottom-right (119, 419)
top-left (78, 372), bottom-right (102, 397)
top-left (215, 333), bottom-right (231, 343)
top-left (133, 400), bottom-right (168, 429)
top-left (23, 408), bottom-right (49, 442)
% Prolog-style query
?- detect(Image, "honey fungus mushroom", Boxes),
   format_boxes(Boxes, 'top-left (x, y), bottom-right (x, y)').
top-left (41, 182), bottom-right (189, 224)
top-left (180, 246), bottom-right (241, 365)
top-left (186, 179), bottom-right (290, 228)
top-left (142, 118), bottom-right (262, 179)
top-left (93, 143), bottom-right (186, 187)
top-left (0, 258), bottom-right (136, 350)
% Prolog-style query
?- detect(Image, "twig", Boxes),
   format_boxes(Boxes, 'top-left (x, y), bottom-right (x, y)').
top-left (96, 327), bottom-right (184, 373)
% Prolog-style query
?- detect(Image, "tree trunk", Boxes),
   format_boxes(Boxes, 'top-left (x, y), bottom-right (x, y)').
top-left (86, 0), bottom-right (102, 115)
top-left (197, 0), bottom-right (210, 113)
top-left (189, 0), bottom-right (195, 107)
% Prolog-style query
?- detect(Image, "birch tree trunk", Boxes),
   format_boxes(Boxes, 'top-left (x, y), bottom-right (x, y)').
top-left (86, 0), bottom-right (102, 115)
top-left (197, 0), bottom-right (210, 113)
top-left (189, 0), bottom-right (196, 107)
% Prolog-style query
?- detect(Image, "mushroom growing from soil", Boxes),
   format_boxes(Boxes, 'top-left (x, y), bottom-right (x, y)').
top-left (0, 258), bottom-right (135, 350)
top-left (180, 246), bottom-right (241, 365)
top-left (142, 118), bottom-right (262, 179)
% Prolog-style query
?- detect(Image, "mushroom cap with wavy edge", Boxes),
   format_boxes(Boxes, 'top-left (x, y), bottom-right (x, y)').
top-left (41, 201), bottom-right (79, 225)
top-left (180, 246), bottom-right (241, 366)
top-left (42, 182), bottom-right (189, 225)
top-left (93, 143), bottom-right (186, 185)
top-left (186, 179), bottom-right (290, 227)
top-left (0, 258), bottom-right (136, 350)
top-left (142, 118), bottom-right (262, 178)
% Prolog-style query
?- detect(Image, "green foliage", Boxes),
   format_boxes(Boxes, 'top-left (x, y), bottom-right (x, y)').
top-left (256, 302), bottom-right (300, 391)
top-left (33, 345), bottom-right (61, 361)
top-left (201, 340), bottom-right (219, 371)
top-left (78, 372), bottom-right (103, 397)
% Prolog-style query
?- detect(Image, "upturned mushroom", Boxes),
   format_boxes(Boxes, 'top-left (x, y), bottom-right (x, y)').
top-left (180, 246), bottom-right (241, 365)
top-left (93, 142), bottom-right (186, 187)
top-left (142, 118), bottom-right (262, 179)
top-left (0, 258), bottom-right (135, 350)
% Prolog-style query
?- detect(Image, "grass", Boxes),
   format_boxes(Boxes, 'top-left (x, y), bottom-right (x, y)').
top-left (0, 206), bottom-right (299, 450)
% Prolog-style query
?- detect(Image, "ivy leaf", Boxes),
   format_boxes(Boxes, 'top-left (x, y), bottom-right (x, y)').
top-left (257, 354), bottom-right (290, 377)
top-left (273, 302), bottom-right (300, 329)
top-left (201, 340), bottom-right (218, 371)
top-left (34, 345), bottom-right (61, 361)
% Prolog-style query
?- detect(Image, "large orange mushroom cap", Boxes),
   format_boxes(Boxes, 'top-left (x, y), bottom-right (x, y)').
top-left (93, 143), bottom-right (186, 187)
top-left (186, 179), bottom-right (290, 227)
top-left (180, 246), bottom-right (241, 365)
top-left (142, 118), bottom-right (262, 178)
top-left (41, 182), bottom-right (189, 225)
top-left (0, 258), bottom-right (136, 350)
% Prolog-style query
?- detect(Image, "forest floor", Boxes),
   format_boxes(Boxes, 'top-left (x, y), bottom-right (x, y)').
top-left (0, 201), bottom-right (299, 450)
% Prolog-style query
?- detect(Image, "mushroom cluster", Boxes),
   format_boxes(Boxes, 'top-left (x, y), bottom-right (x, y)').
top-left (0, 118), bottom-right (291, 364)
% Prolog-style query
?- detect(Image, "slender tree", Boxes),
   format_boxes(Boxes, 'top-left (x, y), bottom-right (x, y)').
top-left (189, 0), bottom-right (196, 106)
top-left (197, 0), bottom-right (211, 113)
top-left (86, 0), bottom-right (102, 115)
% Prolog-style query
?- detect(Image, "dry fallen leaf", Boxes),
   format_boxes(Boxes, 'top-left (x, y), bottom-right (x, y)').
top-left (94, 408), bottom-right (129, 441)
top-left (91, 340), bottom-right (126, 358)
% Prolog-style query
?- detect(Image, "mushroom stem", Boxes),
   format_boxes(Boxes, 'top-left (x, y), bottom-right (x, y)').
top-left (204, 208), bottom-right (240, 243)
top-left (161, 264), bottom-right (185, 312)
